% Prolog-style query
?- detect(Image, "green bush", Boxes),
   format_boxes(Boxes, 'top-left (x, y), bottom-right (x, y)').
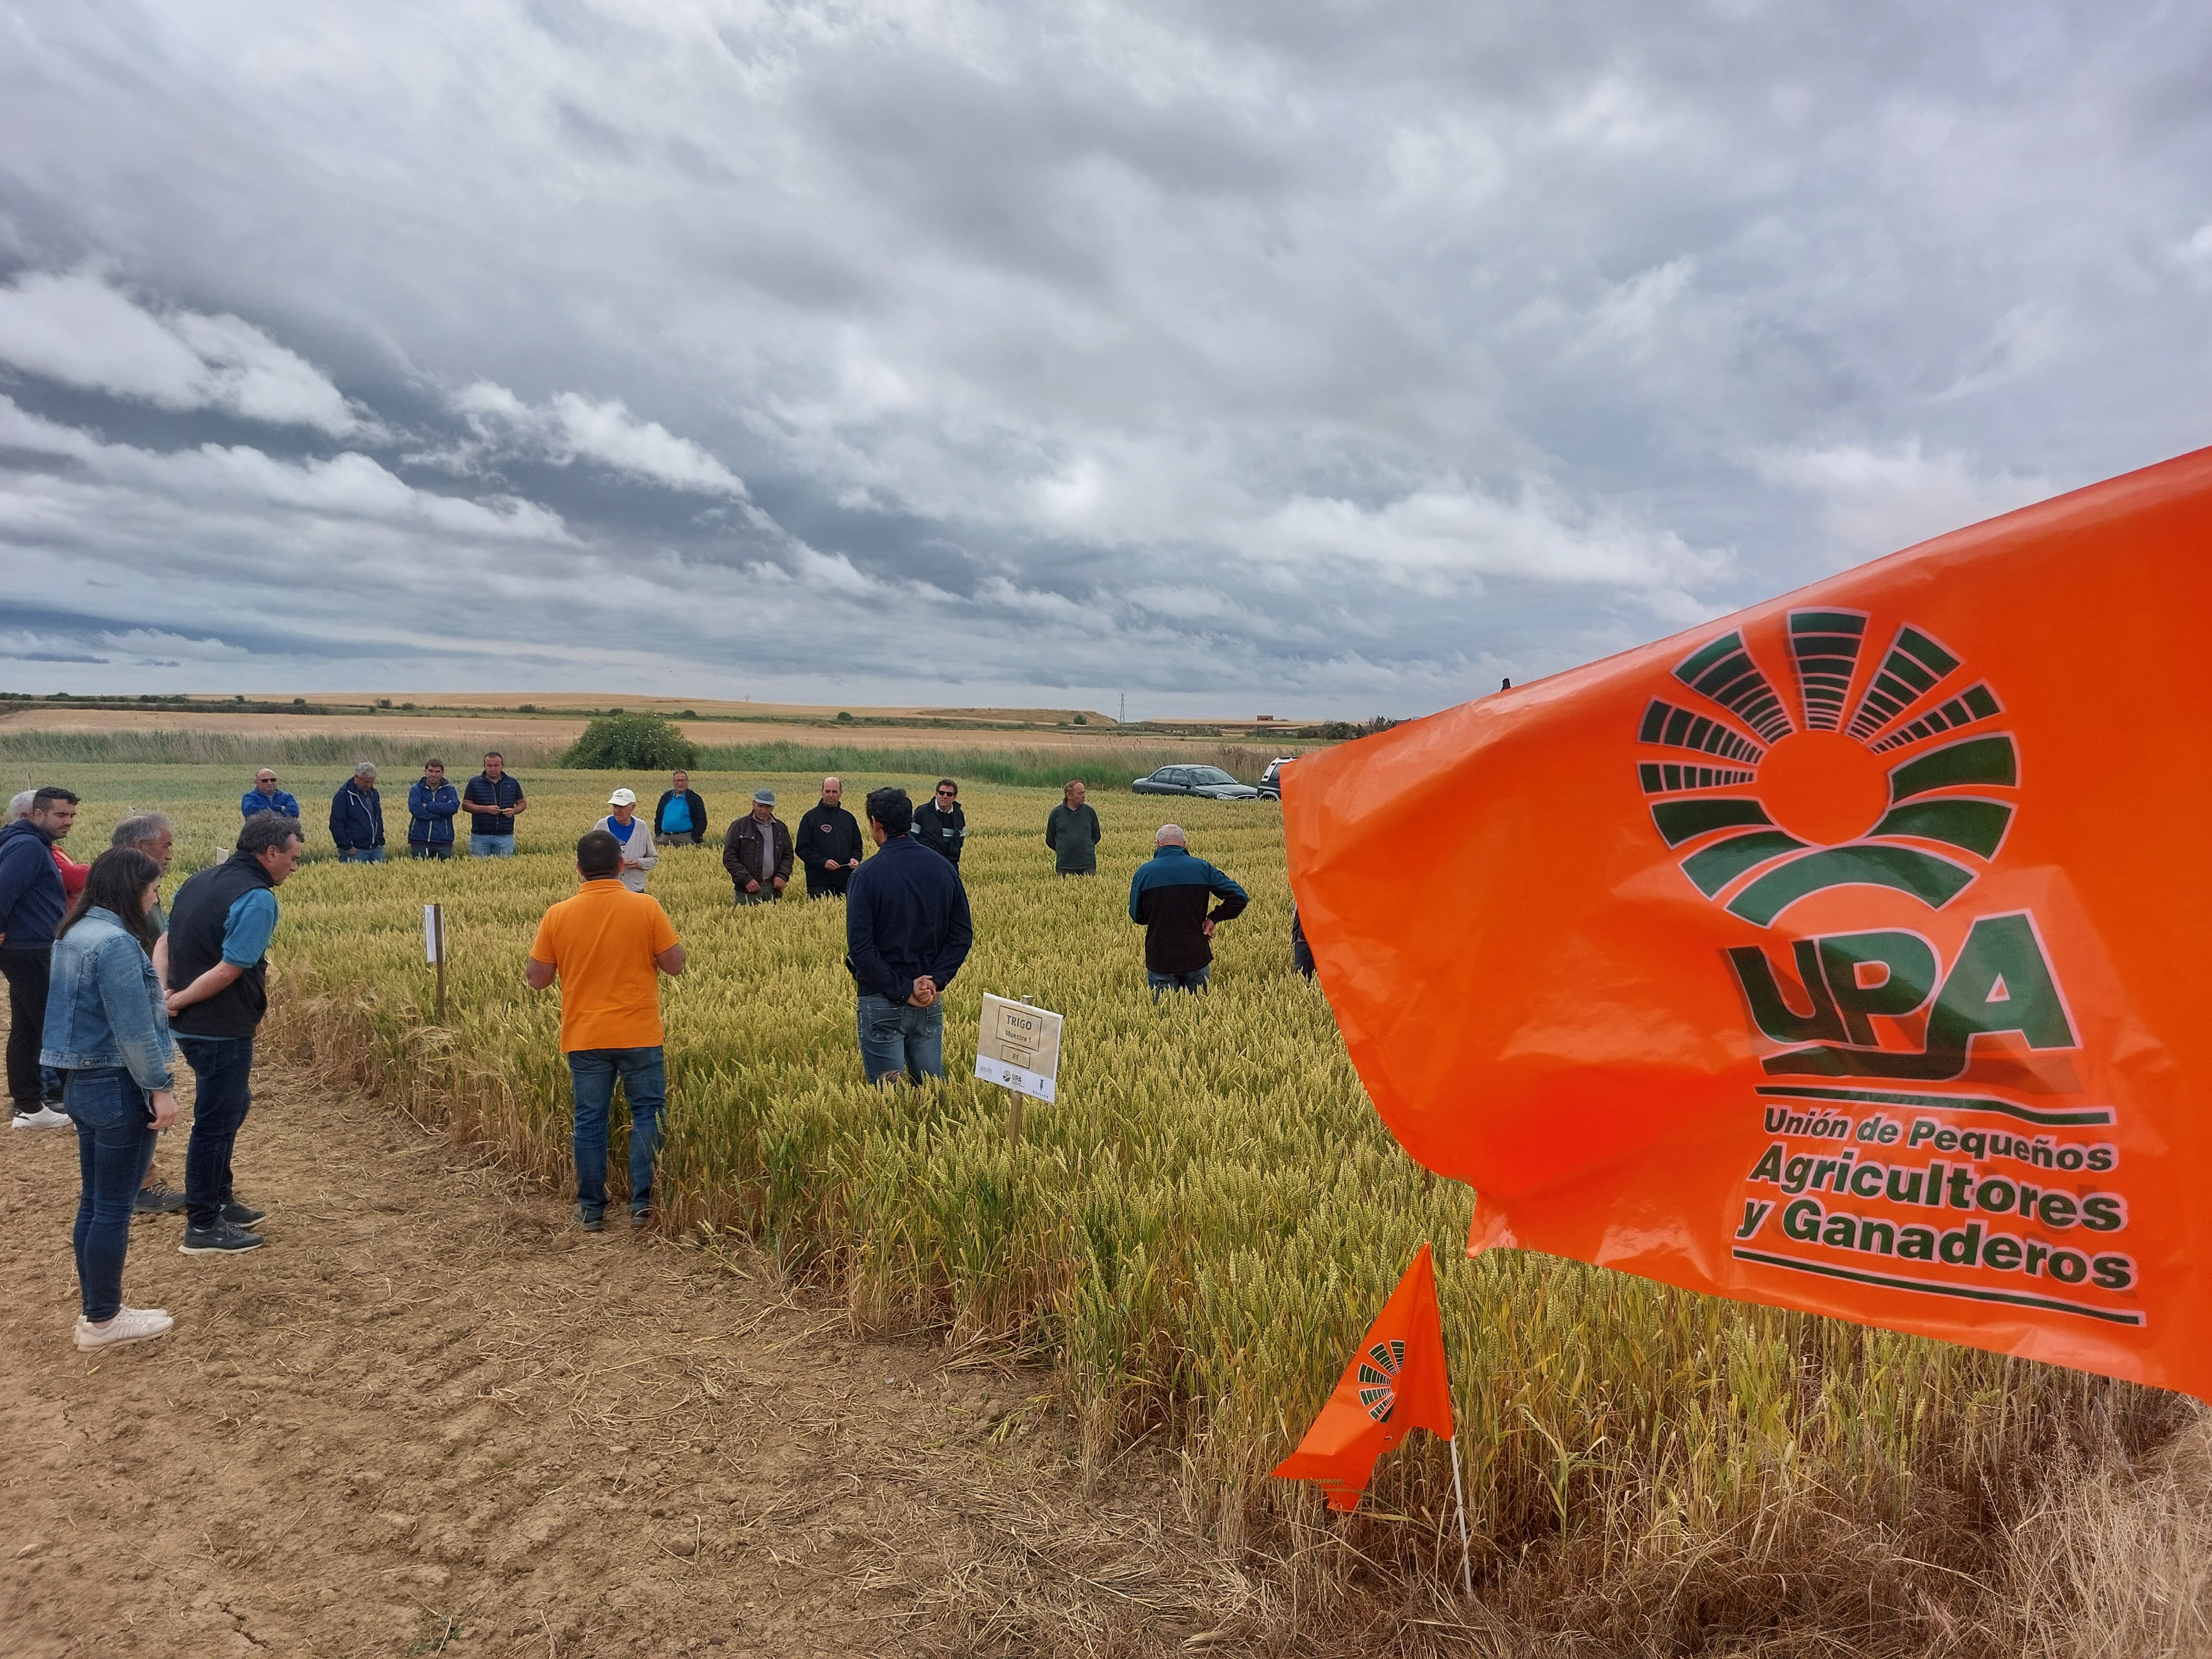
top-left (561, 712), bottom-right (700, 771)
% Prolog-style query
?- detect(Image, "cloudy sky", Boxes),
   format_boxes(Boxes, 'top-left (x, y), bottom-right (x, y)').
top-left (1, 2), bottom-right (2207, 717)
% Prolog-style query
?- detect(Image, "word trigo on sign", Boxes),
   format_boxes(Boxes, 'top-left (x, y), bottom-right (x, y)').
top-left (975, 993), bottom-right (1062, 1103)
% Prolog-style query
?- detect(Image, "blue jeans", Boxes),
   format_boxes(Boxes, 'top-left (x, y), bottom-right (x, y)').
top-left (177, 1035), bottom-right (254, 1230)
top-left (338, 846), bottom-right (385, 863)
top-left (857, 995), bottom-right (944, 1084)
top-left (1148, 966), bottom-right (1210, 1001)
top-left (471, 834), bottom-right (516, 858)
top-left (409, 842), bottom-right (452, 860)
top-left (566, 1047), bottom-right (665, 1218)
top-left (66, 1068), bottom-right (159, 1322)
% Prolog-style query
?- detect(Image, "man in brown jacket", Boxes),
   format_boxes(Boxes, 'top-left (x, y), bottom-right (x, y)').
top-left (722, 789), bottom-right (793, 905)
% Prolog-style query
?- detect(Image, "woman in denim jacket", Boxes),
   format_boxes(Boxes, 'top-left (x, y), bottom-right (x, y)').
top-left (40, 847), bottom-right (180, 1351)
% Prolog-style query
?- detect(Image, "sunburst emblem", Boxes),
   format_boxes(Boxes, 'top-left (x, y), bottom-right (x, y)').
top-left (1636, 611), bottom-right (2017, 926)
top-left (1357, 1339), bottom-right (1405, 1424)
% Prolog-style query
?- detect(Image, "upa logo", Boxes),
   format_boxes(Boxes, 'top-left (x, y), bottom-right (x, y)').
top-left (1635, 611), bottom-right (2017, 926)
top-left (1356, 1339), bottom-right (1406, 1423)
top-left (1637, 610), bottom-right (2080, 1084)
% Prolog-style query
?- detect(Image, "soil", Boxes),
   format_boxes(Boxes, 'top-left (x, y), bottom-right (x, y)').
top-left (0, 1054), bottom-right (1246, 1658)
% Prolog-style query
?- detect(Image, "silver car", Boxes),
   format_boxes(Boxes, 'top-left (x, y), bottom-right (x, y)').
top-left (1130, 764), bottom-right (1262, 800)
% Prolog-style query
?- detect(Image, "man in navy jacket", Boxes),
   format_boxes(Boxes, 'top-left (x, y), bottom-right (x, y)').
top-left (1128, 824), bottom-right (1248, 998)
top-left (329, 763), bottom-right (386, 863)
top-left (407, 759), bottom-right (462, 859)
top-left (845, 786), bottom-right (972, 1084)
top-left (240, 770), bottom-right (302, 824)
top-left (0, 785), bottom-right (78, 1126)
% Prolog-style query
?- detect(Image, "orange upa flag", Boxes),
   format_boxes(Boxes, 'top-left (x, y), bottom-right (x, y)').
top-left (1283, 448), bottom-right (2212, 1404)
top-left (1272, 1243), bottom-right (1456, 1511)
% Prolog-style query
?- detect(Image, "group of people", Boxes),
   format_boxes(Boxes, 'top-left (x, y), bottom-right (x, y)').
top-left (3, 786), bottom-right (304, 1354)
top-left (1, 758), bottom-right (1263, 1355)
top-left (244, 752), bottom-right (527, 861)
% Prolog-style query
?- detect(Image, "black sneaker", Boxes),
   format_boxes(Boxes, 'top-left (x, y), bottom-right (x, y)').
top-left (221, 1200), bottom-right (268, 1228)
top-left (134, 1182), bottom-right (188, 1216)
top-left (577, 1207), bottom-right (605, 1233)
top-left (179, 1221), bottom-right (266, 1255)
top-left (628, 1208), bottom-right (652, 1230)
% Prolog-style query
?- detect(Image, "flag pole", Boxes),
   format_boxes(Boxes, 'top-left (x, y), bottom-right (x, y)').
top-left (1447, 1433), bottom-right (1473, 1595)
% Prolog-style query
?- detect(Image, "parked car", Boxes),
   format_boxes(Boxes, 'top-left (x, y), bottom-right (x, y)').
top-left (1258, 756), bottom-right (1297, 800)
top-left (1130, 764), bottom-right (1262, 800)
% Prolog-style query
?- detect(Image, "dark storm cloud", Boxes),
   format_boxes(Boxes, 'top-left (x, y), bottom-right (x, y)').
top-left (0, 0), bottom-right (2208, 712)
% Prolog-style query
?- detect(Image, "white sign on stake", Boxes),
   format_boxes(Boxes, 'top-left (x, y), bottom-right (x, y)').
top-left (423, 903), bottom-right (445, 964)
top-left (975, 993), bottom-right (1062, 1103)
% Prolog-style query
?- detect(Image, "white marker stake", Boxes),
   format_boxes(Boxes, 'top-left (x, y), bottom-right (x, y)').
top-left (423, 903), bottom-right (446, 1021)
top-left (1448, 1433), bottom-right (1473, 1595)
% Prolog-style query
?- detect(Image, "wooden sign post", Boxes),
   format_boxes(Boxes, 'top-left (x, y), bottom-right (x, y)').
top-left (975, 993), bottom-right (1062, 1144)
top-left (423, 902), bottom-right (447, 1022)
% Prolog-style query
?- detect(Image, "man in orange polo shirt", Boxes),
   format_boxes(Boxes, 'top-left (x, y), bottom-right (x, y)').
top-left (526, 829), bottom-right (686, 1231)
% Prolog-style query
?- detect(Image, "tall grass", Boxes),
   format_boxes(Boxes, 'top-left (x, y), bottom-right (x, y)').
top-left (43, 762), bottom-right (2210, 1653)
top-left (0, 728), bottom-right (566, 770)
top-left (0, 727), bottom-right (1295, 788)
top-left (689, 737), bottom-right (1298, 787)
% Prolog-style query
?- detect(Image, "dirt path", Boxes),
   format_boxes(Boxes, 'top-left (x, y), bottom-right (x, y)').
top-left (0, 1054), bottom-right (1245, 1657)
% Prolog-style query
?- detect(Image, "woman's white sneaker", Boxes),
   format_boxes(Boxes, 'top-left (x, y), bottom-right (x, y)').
top-left (75, 1307), bottom-right (174, 1351)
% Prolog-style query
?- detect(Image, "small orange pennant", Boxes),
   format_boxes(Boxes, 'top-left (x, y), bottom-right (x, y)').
top-left (1272, 1243), bottom-right (1456, 1512)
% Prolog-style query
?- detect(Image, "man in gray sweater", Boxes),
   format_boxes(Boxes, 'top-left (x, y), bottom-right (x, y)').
top-left (1045, 780), bottom-right (1102, 877)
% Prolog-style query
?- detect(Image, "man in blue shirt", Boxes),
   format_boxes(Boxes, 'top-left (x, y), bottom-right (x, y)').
top-left (845, 786), bottom-right (973, 1084)
top-left (653, 770), bottom-right (707, 846)
top-left (464, 751), bottom-right (528, 857)
top-left (164, 811), bottom-right (302, 1255)
top-left (240, 769), bottom-right (301, 825)
top-left (1128, 824), bottom-right (1248, 999)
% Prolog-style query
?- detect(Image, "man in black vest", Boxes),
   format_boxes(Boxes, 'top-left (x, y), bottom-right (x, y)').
top-left (164, 811), bottom-right (303, 1255)
top-left (793, 776), bottom-right (864, 898)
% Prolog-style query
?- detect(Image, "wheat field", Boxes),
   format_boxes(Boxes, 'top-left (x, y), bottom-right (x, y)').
top-left (39, 762), bottom-right (2210, 1654)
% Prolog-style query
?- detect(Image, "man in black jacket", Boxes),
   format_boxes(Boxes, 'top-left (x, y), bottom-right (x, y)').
top-left (164, 811), bottom-right (303, 1254)
top-left (0, 786), bottom-right (77, 1128)
top-left (653, 771), bottom-right (708, 846)
top-left (794, 776), bottom-right (864, 898)
top-left (723, 790), bottom-right (794, 904)
top-left (1128, 823), bottom-right (1249, 998)
top-left (911, 778), bottom-right (968, 866)
top-left (846, 787), bottom-right (972, 1084)
top-left (329, 763), bottom-right (386, 863)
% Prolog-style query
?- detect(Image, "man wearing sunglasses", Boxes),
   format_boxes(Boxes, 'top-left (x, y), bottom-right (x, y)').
top-left (911, 778), bottom-right (967, 867)
top-left (239, 770), bottom-right (300, 825)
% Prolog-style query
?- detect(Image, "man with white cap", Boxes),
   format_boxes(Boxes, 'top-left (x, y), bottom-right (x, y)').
top-left (721, 789), bottom-right (792, 905)
top-left (592, 788), bottom-right (659, 892)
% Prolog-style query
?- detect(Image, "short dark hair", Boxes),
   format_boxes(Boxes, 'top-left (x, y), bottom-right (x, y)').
top-left (424, 757), bottom-right (445, 770)
top-left (866, 786), bottom-right (912, 838)
top-left (238, 811), bottom-right (303, 858)
top-left (936, 778), bottom-right (958, 795)
top-left (483, 751), bottom-right (503, 762)
top-left (32, 786), bottom-right (78, 811)
top-left (576, 828), bottom-right (622, 879)
top-left (56, 847), bottom-right (163, 954)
